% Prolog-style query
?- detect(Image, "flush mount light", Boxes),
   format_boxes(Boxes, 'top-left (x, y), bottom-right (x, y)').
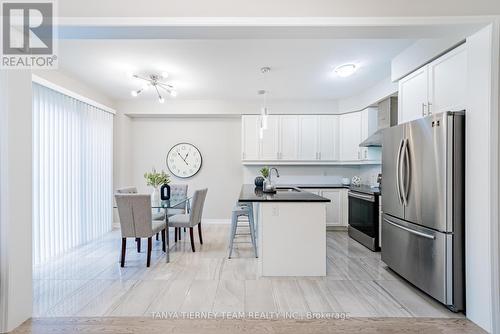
top-left (334, 64), bottom-right (357, 77)
top-left (129, 73), bottom-right (177, 103)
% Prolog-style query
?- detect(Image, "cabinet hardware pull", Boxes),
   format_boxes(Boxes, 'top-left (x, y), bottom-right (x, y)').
top-left (427, 102), bottom-right (433, 115)
top-left (422, 103), bottom-right (427, 116)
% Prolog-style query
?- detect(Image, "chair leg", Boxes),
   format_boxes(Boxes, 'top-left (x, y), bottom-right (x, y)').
top-left (228, 212), bottom-right (238, 259)
top-left (161, 229), bottom-right (166, 252)
top-left (136, 238), bottom-right (141, 253)
top-left (121, 238), bottom-right (126, 267)
top-left (179, 228), bottom-right (182, 240)
top-left (198, 223), bottom-right (203, 245)
top-left (147, 237), bottom-right (152, 267)
top-left (156, 233), bottom-right (159, 241)
top-left (189, 227), bottom-right (195, 252)
top-left (175, 228), bottom-right (178, 242)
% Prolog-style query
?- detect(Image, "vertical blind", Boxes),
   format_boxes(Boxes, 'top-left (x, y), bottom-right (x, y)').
top-left (32, 83), bottom-right (113, 265)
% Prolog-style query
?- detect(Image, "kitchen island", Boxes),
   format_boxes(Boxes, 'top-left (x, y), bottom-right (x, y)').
top-left (238, 184), bottom-right (330, 276)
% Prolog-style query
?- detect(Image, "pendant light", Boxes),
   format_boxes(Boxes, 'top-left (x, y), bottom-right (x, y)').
top-left (258, 67), bottom-right (271, 138)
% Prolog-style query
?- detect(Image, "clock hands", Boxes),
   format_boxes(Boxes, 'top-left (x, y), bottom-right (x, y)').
top-left (177, 152), bottom-right (189, 166)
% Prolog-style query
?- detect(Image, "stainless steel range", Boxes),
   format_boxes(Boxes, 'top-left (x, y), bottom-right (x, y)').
top-left (381, 111), bottom-right (465, 312)
top-left (348, 186), bottom-right (380, 252)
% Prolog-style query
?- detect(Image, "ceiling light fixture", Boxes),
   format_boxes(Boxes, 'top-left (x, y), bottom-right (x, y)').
top-left (334, 64), bottom-right (357, 77)
top-left (129, 73), bottom-right (177, 103)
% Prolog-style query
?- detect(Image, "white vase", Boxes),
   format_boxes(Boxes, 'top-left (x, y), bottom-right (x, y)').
top-left (151, 187), bottom-right (160, 206)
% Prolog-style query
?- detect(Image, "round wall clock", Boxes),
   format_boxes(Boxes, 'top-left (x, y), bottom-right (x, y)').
top-left (166, 143), bottom-right (202, 178)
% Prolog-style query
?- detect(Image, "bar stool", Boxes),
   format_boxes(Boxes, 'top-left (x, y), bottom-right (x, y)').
top-left (228, 203), bottom-right (258, 258)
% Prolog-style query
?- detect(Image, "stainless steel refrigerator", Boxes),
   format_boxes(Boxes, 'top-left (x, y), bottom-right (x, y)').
top-left (381, 111), bottom-right (465, 312)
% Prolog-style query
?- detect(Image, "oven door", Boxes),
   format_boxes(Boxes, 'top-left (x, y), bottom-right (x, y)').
top-left (348, 191), bottom-right (378, 238)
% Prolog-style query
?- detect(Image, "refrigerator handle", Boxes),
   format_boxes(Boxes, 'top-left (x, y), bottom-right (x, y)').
top-left (396, 138), bottom-right (404, 205)
top-left (400, 138), bottom-right (409, 206)
top-left (403, 138), bottom-right (411, 205)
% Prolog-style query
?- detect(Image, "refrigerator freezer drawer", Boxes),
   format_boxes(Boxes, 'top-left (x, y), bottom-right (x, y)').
top-left (381, 215), bottom-right (448, 305)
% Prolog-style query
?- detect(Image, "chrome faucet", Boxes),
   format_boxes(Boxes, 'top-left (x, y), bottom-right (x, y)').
top-left (263, 167), bottom-right (280, 193)
top-left (269, 167), bottom-right (280, 184)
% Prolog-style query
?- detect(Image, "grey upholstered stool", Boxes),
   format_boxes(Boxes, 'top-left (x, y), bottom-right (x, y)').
top-left (228, 203), bottom-right (258, 259)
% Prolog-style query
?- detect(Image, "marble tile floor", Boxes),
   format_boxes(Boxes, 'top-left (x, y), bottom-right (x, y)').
top-left (33, 224), bottom-right (462, 319)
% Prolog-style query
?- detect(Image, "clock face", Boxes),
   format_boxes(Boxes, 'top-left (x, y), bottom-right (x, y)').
top-left (166, 143), bottom-right (202, 178)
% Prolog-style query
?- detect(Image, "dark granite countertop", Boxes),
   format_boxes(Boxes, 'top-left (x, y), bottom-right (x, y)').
top-left (282, 184), bottom-right (348, 189)
top-left (238, 184), bottom-right (331, 202)
top-left (348, 185), bottom-right (381, 195)
top-left (279, 183), bottom-right (381, 195)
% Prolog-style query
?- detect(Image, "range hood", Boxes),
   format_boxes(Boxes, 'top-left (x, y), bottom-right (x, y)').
top-left (359, 96), bottom-right (398, 147)
top-left (360, 128), bottom-right (384, 147)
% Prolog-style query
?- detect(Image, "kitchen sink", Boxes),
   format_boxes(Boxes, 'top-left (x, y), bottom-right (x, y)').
top-left (274, 187), bottom-right (301, 192)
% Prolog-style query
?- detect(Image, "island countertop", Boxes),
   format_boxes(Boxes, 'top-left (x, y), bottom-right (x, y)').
top-left (238, 184), bottom-right (331, 202)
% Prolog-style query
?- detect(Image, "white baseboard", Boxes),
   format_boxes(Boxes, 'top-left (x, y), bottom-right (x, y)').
top-left (202, 219), bottom-right (231, 225)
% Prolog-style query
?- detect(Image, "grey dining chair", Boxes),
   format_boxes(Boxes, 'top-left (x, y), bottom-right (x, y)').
top-left (115, 194), bottom-right (167, 267)
top-left (116, 186), bottom-right (165, 241)
top-left (168, 188), bottom-right (208, 252)
top-left (166, 184), bottom-right (189, 242)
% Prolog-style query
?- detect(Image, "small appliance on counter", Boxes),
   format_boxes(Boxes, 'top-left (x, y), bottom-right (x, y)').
top-left (347, 186), bottom-right (381, 252)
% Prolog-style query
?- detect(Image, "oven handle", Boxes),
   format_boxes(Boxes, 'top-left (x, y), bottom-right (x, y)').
top-left (383, 218), bottom-right (435, 240)
top-left (348, 191), bottom-right (375, 202)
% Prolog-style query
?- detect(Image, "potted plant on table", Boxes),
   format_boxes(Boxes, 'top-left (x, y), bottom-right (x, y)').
top-left (255, 166), bottom-right (269, 188)
top-left (144, 168), bottom-right (170, 205)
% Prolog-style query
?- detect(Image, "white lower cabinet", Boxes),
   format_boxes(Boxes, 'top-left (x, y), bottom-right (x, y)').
top-left (303, 188), bottom-right (348, 227)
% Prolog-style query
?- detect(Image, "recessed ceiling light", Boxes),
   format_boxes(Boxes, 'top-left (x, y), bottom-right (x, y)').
top-left (334, 64), bottom-right (357, 77)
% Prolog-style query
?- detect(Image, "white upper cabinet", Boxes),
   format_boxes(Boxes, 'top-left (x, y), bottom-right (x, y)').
top-left (428, 45), bottom-right (467, 114)
top-left (339, 111), bottom-right (362, 161)
top-left (241, 112), bottom-right (378, 164)
top-left (279, 115), bottom-right (299, 160)
top-left (318, 115), bottom-right (339, 161)
top-left (241, 115), bottom-right (260, 160)
top-left (398, 44), bottom-right (467, 124)
top-left (260, 115), bottom-right (280, 160)
top-left (398, 66), bottom-right (429, 124)
top-left (298, 115), bottom-right (318, 160)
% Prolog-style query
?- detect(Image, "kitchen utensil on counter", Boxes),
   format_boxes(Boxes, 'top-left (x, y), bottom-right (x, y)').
top-left (351, 176), bottom-right (361, 186)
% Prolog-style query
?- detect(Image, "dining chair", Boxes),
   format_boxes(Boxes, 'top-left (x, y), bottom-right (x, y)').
top-left (116, 186), bottom-right (165, 241)
top-left (166, 184), bottom-right (188, 242)
top-left (115, 194), bottom-right (167, 267)
top-left (168, 188), bottom-right (208, 252)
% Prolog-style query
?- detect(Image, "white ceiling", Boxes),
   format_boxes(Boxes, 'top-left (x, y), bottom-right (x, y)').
top-left (57, 39), bottom-right (414, 101)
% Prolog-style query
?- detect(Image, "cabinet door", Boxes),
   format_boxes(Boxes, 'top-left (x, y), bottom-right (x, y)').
top-left (298, 115), bottom-right (318, 160)
top-left (260, 115), bottom-right (280, 160)
top-left (321, 190), bottom-right (342, 226)
top-left (428, 45), bottom-right (467, 114)
top-left (318, 115), bottom-right (339, 161)
top-left (241, 115), bottom-right (260, 160)
top-left (360, 107), bottom-right (379, 160)
top-left (340, 112), bottom-right (362, 161)
top-left (398, 66), bottom-right (428, 124)
top-left (279, 115), bottom-right (299, 160)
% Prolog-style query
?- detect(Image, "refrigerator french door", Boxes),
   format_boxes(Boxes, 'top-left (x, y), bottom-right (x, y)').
top-left (381, 111), bottom-right (465, 312)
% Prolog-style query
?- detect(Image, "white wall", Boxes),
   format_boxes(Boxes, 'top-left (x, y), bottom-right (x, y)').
top-left (391, 37), bottom-right (465, 81)
top-left (117, 99), bottom-right (339, 117)
top-left (57, 0), bottom-right (500, 17)
top-left (0, 71), bottom-right (33, 333)
top-left (243, 165), bottom-right (379, 186)
top-left (32, 69), bottom-right (116, 109)
top-left (338, 76), bottom-right (397, 113)
top-left (128, 117), bottom-right (242, 219)
top-left (465, 24), bottom-right (499, 333)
